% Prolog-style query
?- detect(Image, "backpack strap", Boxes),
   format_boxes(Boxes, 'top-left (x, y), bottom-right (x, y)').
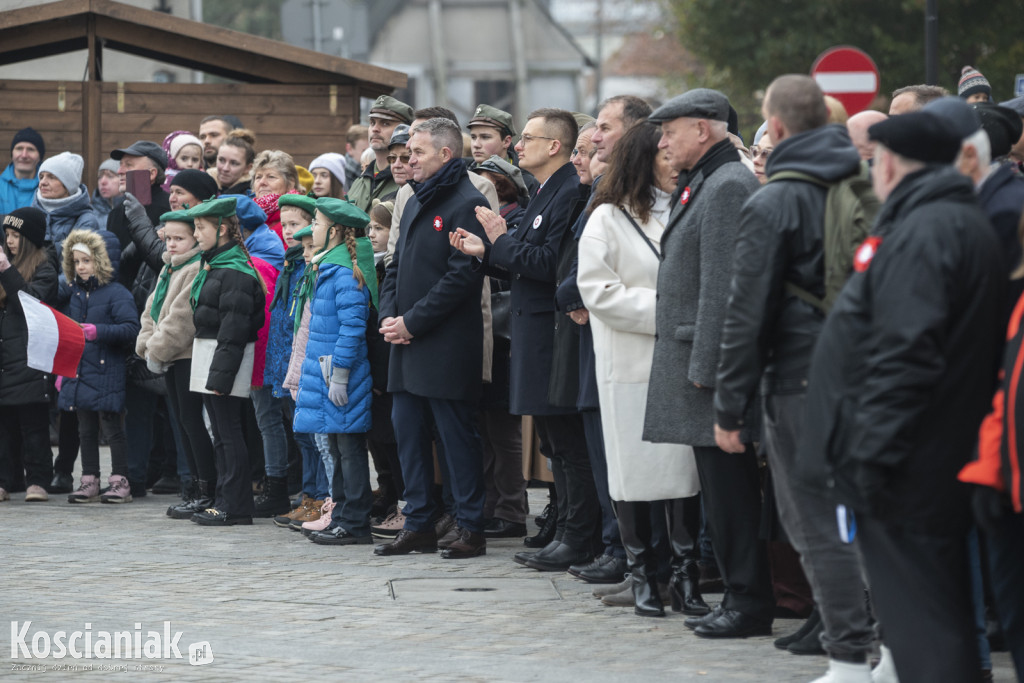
top-left (766, 169), bottom-right (830, 187)
top-left (769, 170), bottom-right (830, 314)
top-left (784, 282), bottom-right (828, 314)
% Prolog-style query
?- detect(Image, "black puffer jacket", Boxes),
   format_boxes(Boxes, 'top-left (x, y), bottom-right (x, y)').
top-left (799, 166), bottom-right (1004, 529)
top-left (715, 125), bottom-right (861, 429)
top-left (191, 242), bottom-right (265, 395)
top-left (0, 258), bottom-right (59, 405)
top-left (106, 185), bottom-right (170, 291)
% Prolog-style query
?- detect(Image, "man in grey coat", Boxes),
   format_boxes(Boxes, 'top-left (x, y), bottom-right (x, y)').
top-left (643, 89), bottom-right (772, 639)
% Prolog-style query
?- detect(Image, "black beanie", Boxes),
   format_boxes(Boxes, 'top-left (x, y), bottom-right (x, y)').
top-left (170, 169), bottom-right (219, 205)
top-left (3, 207), bottom-right (47, 248)
top-left (10, 127), bottom-right (45, 160)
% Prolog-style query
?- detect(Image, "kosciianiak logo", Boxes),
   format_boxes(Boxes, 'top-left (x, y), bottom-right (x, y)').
top-left (10, 621), bottom-right (213, 666)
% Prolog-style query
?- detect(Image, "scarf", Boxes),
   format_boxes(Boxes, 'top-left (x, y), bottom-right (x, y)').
top-left (291, 237), bottom-right (378, 334)
top-left (271, 243), bottom-right (304, 309)
top-left (35, 187), bottom-right (85, 214)
top-left (151, 250), bottom-right (201, 322)
top-left (189, 242), bottom-right (261, 311)
top-left (409, 158), bottom-right (468, 207)
top-left (672, 138), bottom-right (740, 213)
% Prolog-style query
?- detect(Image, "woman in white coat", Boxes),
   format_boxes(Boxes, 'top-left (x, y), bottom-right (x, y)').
top-left (577, 123), bottom-right (704, 618)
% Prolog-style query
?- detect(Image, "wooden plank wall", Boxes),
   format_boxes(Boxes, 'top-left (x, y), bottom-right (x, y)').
top-left (0, 80), bottom-right (355, 191)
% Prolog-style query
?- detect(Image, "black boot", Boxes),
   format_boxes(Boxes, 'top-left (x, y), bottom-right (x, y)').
top-left (253, 475), bottom-right (290, 518)
top-left (665, 497), bottom-right (710, 615)
top-left (615, 500), bottom-right (664, 617)
top-left (167, 479), bottom-right (199, 518)
top-left (774, 607), bottom-right (822, 650)
top-left (525, 490), bottom-right (558, 548)
top-left (168, 479), bottom-right (215, 520)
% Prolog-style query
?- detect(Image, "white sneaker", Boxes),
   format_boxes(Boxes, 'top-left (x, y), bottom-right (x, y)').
top-left (810, 659), bottom-right (871, 683)
top-left (871, 646), bottom-right (900, 683)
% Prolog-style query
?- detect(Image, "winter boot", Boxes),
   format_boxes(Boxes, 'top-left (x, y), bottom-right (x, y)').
top-left (253, 475), bottom-right (290, 518)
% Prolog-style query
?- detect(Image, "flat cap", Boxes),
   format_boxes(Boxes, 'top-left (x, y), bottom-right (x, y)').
top-left (922, 97), bottom-right (981, 139)
top-left (999, 95), bottom-right (1024, 118)
top-left (973, 103), bottom-right (1024, 158)
top-left (111, 140), bottom-right (168, 170)
top-left (186, 196), bottom-right (237, 220)
top-left (472, 155), bottom-right (529, 203)
top-left (868, 111), bottom-right (962, 163)
top-left (468, 104), bottom-right (517, 137)
top-left (649, 89), bottom-right (730, 124)
top-left (388, 124), bottom-right (411, 148)
top-left (315, 197), bottom-right (370, 230)
top-left (369, 95), bottom-right (413, 124)
top-left (572, 112), bottom-right (595, 129)
top-left (278, 193), bottom-right (317, 217)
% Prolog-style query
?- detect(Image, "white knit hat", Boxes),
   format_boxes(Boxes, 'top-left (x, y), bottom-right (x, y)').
top-left (309, 153), bottom-right (348, 191)
top-left (169, 133), bottom-right (202, 161)
top-left (39, 151), bottom-right (84, 193)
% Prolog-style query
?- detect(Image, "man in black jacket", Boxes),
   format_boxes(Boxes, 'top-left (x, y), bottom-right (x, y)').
top-left (375, 117), bottom-right (491, 560)
top-left (801, 106), bottom-right (1004, 683)
top-left (714, 75), bottom-right (875, 672)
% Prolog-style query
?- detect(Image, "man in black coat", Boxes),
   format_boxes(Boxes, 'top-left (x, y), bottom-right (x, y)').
top-left (800, 106), bottom-right (1005, 683)
top-left (452, 108), bottom-right (600, 572)
top-left (376, 117), bottom-right (491, 560)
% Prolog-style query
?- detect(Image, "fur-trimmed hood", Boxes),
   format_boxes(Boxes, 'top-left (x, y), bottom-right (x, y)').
top-left (61, 228), bottom-right (114, 286)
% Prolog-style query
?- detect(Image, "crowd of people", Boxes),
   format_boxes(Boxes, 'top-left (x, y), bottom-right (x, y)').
top-left (1, 62), bottom-right (1023, 683)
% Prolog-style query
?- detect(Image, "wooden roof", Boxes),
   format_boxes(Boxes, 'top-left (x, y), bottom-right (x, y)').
top-left (0, 0), bottom-right (407, 94)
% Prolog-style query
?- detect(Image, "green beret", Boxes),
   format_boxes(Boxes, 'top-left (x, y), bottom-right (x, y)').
top-left (186, 196), bottom-right (236, 219)
top-left (315, 197), bottom-right (370, 230)
top-left (278, 193), bottom-right (317, 217)
top-left (159, 209), bottom-right (194, 225)
top-left (469, 104), bottom-right (517, 137)
top-left (293, 225), bottom-right (314, 240)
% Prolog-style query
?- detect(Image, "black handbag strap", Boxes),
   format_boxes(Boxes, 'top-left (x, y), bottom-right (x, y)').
top-left (619, 207), bottom-right (660, 259)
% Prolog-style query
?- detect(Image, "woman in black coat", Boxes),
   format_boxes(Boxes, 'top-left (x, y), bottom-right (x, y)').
top-left (0, 208), bottom-right (59, 501)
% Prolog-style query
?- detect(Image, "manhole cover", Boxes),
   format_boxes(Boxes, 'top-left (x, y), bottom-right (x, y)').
top-left (390, 578), bottom-right (561, 602)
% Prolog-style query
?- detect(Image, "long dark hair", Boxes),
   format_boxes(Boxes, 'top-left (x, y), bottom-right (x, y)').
top-left (0, 234), bottom-right (47, 307)
top-left (589, 122), bottom-right (662, 224)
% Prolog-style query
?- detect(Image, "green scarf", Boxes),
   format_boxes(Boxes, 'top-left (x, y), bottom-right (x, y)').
top-left (271, 243), bottom-right (304, 309)
top-left (151, 251), bottom-right (201, 323)
top-left (290, 237), bottom-right (378, 335)
top-left (189, 243), bottom-right (262, 311)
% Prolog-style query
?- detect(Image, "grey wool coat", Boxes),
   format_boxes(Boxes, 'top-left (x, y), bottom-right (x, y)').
top-left (643, 149), bottom-right (760, 447)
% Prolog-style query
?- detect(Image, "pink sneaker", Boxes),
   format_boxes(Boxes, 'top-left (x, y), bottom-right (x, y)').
top-left (100, 475), bottom-right (133, 504)
top-left (301, 497), bottom-right (334, 536)
top-left (0, 487), bottom-right (9, 502)
top-left (68, 475), bottom-right (100, 503)
top-left (24, 484), bottom-right (49, 502)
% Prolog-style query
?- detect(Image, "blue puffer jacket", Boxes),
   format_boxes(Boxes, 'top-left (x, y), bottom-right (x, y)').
top-left (0, 163), bottom-right (38, 214)
top-left (294, 261), bottom-right (372, 434)
top-left (264, 243), bottom-right (306, 398)
top-left (34, 185), bottom-right (101, 257)
top-left (224, 193), bottom-right (284, 271)
top-left (57, 230), bottom-right (140, 413)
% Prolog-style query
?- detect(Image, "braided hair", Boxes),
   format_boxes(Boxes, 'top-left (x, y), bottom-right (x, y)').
top-left (338, 225), bottom-right (365, 289)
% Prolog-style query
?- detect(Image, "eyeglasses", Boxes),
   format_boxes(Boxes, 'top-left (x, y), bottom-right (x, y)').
top-left (386, 154), bottom-right (411, 164)
top-left (751, 146), bottom-right (773, 160)
top-left (520, 133), bottom-right (555, 145)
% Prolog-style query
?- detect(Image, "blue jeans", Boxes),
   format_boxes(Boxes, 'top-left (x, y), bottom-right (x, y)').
top-left (985, 513), bottom-right (1023, 677)
top-left (282, 395), bottom-right (328, 499)
top-left (314, 432), bottom-right (371, 536)
top-left (249, 386), bottom-right (288, 478)
top-left (392, 392), bottom-right (485, 534)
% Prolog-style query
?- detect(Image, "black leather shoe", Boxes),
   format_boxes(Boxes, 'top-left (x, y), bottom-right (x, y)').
top-left (373, 528), bottom-right (437, 555)
top-left (775, 608), bottom-right (822, 650)
top-left (684, 605), bottom-right (723, 630)
top-left (441, 528), bottom-right (486, 559)
top-left (482, 518), bottom-right (527, 538)
top-left (190, 508), bottom-right (253, 526)
top-left (150, 475), bottom-right (181, 494)
top-left (49, 472), bottom-right (74, 494)
top-left (786, 615), bottom-right (826, 655)
top-left (526, 544), bottom-right (593, 572)
top-left (310, 525), bottom-right (373, 546)
top-left (514, 539), bottom-right (561, 566)
top-left (569, 554), bottom-right (628, 584)
top-left (693, 609), bottom-right (772, 639)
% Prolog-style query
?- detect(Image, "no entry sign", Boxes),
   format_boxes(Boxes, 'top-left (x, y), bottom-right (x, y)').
top-left (811, 46), bottom-right (880, 116)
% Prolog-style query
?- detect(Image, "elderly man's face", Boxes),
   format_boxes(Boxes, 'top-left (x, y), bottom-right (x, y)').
top-left (889, 93), bottom-right (918, 116)
top-left (11, 142), bottom-right (40, 178)
top-left (658, 117), bottom-right (703, 173)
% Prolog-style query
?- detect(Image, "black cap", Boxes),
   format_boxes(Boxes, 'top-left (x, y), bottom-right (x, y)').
top-left (388, 124), bottom-right (411, 148)
top-left (921, 96), bottom-right (980, 140)
top-left (3, 207), bottom-right (47, 248)
top-left (110, 140), bottom-right (168, 170)
top-left (868, 111), bottom-right (962, 163)
top-left (973, 103), bottom-right (1024, 159)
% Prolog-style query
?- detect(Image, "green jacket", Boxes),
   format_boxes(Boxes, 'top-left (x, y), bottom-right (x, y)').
top-left (347, 161), bottom-right (399, 212)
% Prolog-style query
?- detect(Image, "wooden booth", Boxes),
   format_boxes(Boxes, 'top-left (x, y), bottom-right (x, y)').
top-left (0, 0), bottom-right (407, 189)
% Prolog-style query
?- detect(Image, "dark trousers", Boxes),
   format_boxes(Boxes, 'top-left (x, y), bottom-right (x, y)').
top-left (53, 409), bottom-right (79, 476)
top-left (581, 409), bottom-right (625, 558)
top-left (692, 445), bottom-right (773, 622)
top-left (78, 410), bottom-right (127, 477)
top-left (480, 408), bottom-right (527, 524)
top-left (535, 413), bottom-right (598, 550)
top-left (986, 512), bottom-right (1024, 681)
top-left (165, 359), bottom-right (216, 483)
top-left (857, 515), bottom-right (980, 683)
top-left (392, 392), bottom-right (485, 533)
top-left (124, 382), bottom-right (158, 486)
top-left (318, 432), bottom-right (372, 536)
top-left (0, 402), bottom-right (52, 490)
top-left (203, 393), bottom-right (255, 518)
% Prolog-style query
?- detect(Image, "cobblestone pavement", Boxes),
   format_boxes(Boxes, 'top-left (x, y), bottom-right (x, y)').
top-left (1, 452), bottom-right (1015, 682)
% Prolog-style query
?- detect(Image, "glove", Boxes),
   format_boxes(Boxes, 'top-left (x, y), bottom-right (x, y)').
top-left (971, 485), bottom-right (1009, 535)
top-left (146, 358), bottom-right (167, 375)
top-left (55, 376), bottom-right (63, 391)
top-left (81, 323), bottom-right (97, 341)
top-left (123, 192), bottom-right (152, 231)
top-left (328, 366), bottom-right (350, 407)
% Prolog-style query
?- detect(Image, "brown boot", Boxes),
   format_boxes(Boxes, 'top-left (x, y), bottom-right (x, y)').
top-left (273, 498), bottom-right (318, 528)
top-left (373, 528), bottom-right (438, 555)
top-left (440, 527), bottom-right (486, 559)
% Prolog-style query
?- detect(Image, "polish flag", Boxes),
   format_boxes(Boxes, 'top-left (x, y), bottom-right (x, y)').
top-left (18, 291), bottom-right (86, 377)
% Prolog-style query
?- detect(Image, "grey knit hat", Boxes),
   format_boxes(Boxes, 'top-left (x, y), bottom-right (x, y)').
top-left (38, 151), bottom-right (84, 193)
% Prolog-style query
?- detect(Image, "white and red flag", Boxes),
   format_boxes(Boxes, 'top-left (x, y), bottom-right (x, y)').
top-left (18, 291), bottom-right (85, 378)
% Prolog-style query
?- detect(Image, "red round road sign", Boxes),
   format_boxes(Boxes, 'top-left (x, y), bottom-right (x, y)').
top-left (811, 46), bottom-right (879, 116)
